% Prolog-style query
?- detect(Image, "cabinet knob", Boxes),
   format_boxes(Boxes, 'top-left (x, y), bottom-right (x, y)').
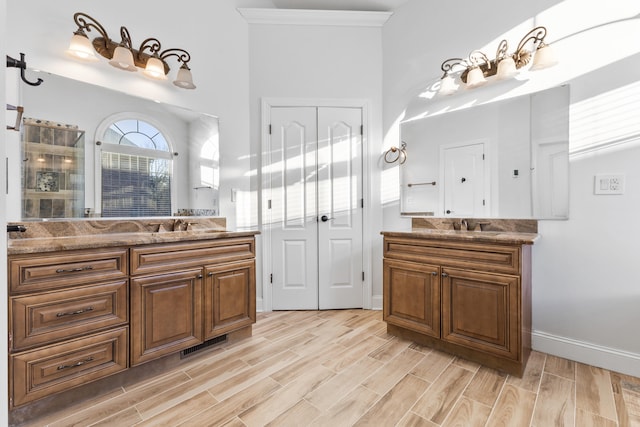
top-left (197, 274), bottom-right (203, 279)
top-left (208, 272), bottom-right (214, 276)
top-left (431, 271), bottom-right (438, 276)
top-left (441, 272), bottom-right (449, 278)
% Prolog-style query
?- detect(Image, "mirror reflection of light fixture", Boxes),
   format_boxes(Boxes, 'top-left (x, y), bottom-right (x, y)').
top-left (438, 26), bottom-right (557, 95)
top-left (66, 12), bottom-right (196, 89)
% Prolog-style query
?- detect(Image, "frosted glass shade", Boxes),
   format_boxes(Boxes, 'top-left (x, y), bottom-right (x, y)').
top-left (66, 33), bottom-right (99, 61)
top-left (530, 44), bottom-right (558, 71)
top-left (465, 67), bottom-right (487, 88)
top-left (109, 46), bottom-right (137, 71)
top-left (173, 65), bottom-right (196, 89)
top-left (143, 57), bottom-right (167, 80)
top-left (438, 75), bottom-right (458, 96)
top-left (496, 56), bottom-right (517, 79)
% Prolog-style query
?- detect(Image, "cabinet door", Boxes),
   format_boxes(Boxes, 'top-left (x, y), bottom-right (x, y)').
top-left (383, 258), bottom-right (440, 338)
top-left (204, 260), bottom-right (256, 339)
top-left (441, 268), bottom-right (519, 359)
top-left (131, 269), bottom-right (203, 366)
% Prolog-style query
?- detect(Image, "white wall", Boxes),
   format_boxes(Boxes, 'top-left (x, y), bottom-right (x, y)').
top-left (5, 0), bottom-right (251, 230)
top-left (247, 19), bottom-right (385, 307)
top-left (383, 0), bottom-right (640, 376)
top-left (1, 0), bottom-right (9, 422)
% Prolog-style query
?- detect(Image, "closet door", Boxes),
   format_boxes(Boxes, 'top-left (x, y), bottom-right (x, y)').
top-left (268, 106), bottom-right (363, 310)
top-left (317, 107), bottom-right (363, 309)
top-left (269, 107), bottom-right (319, 310)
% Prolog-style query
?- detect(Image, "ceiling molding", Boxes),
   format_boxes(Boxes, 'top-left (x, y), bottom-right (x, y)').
top-left (237, 8), bottom-right (393, 27)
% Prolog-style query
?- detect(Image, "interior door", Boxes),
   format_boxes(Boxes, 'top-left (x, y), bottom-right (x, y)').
top-left (268, 106), bottom-right (363, 310)
top-left (269, 107), bottom-right (318, 310)
top-left (317, 108), bottom-right (363, 309)
top-left (441, 142), bottom-right (487, 217)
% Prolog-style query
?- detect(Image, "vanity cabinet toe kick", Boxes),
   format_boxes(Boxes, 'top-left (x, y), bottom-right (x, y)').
top-left (381, 232), bottom-right (535, 377)
top-left (8, 234), bottom-right (257, 408)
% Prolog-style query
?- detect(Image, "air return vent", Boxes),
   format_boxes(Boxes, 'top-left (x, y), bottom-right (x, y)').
top-left (180, 334), bottom-right (227, 358)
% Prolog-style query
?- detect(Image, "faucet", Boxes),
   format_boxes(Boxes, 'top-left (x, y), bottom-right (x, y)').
top-left (172, 218), bottom-right (185, 231)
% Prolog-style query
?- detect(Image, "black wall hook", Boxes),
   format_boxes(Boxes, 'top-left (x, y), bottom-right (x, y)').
top-left (6, 53), bottom-right (43, 86)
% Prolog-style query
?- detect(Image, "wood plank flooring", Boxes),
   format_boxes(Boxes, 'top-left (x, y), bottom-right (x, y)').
top-left (21, 310), bottom-right (640, 427)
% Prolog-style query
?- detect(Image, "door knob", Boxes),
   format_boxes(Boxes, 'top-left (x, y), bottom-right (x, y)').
top-left (320, 215), bottom-right (332, 222)
top-left (446, 210), bottom-right (452, 214)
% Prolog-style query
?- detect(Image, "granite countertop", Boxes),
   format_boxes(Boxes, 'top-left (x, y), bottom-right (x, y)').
top-left (8, 229), bottom-right (260, 255)
top-left (381, 229), bottom-right (539, 245)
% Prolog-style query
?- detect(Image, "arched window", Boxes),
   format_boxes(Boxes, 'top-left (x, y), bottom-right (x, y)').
top-left (97, 117), bottom-right (173, 217)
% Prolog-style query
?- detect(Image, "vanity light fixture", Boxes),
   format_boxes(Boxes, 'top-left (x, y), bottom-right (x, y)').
top-left (66, 12), bottom-right (196, 89)
top-left (438, 26), bottom-right (557, 96)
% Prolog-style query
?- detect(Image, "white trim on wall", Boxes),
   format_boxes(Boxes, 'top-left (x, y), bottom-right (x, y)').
top-left (533, 330), bottom-right (640, 378)
top-left (260, 97), bottom-right (373, 312)
top-left (237, 8), bottom-right (392, 27)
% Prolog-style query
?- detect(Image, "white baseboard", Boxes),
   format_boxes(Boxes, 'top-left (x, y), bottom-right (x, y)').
top-left (532, 330), bottom-right (640, 378)
top-left (371, 295), bottom-right (383, 311)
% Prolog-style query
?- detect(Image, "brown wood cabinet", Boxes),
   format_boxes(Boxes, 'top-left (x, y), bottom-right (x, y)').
top-left (8, 234), bottom-right (257, 408)
top-left (8, 248), bottom-right (129, 407)
top-left (382, 233), bottom-right (533, 376)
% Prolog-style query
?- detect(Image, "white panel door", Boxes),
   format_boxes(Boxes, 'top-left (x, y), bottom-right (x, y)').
top-left (317, 108), bottom-right (363, 310)
top-left (268, 106), bottom-right (363, 310)
top-left (533, 141), bottom-right (569, 218)
top-left (270, 107), bottom-right (319, 310)
top-left (441, 143), bottom-right (487, 217)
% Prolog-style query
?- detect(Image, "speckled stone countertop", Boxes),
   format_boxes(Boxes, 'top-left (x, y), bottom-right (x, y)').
top-left (383, 217), bottom-right (540, 245)
top-left (381, 229), bottom-right (538, 245)
top-left (7, 217), bottom-right (259, 255)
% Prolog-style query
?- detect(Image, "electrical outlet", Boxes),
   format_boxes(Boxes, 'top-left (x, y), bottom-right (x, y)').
top-left (594, 174), bottom-right (625, 195)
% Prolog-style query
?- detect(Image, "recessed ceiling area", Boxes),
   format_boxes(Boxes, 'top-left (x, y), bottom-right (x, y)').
top-left (236, 0), bottom-right (410, 12)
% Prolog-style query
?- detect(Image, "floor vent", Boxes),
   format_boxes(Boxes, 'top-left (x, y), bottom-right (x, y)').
top-left (181, 334), bottom-right (227, 358)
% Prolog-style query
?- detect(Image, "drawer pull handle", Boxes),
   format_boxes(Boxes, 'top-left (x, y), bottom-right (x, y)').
top-left (56, 306), bottom-right (94, 317)
top-left (57, 357), bottom-right (94, 371)
top-left (55, 266), bottom-right (94, 274)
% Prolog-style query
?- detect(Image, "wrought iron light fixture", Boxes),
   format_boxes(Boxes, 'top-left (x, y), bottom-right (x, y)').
top-left (438, 26), bottom-right (557, 96)
top-left (66, 12), bottom-right (196, 89)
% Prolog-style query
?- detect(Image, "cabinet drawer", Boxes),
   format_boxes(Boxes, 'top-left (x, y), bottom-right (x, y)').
top-left (11, 281), bottom-right (128, 351)
top-left (130, 237), bottom-right (255, 276)
top-left (9, 248), bottom-right (128, 294)
top-left (383, 236), bottom-right (520, 275)
top-left (10, 327), bottom-right (128, 407)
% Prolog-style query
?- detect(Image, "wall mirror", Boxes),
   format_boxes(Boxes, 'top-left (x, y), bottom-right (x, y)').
top-left (11, 72), bottom-right (219, 221)
top-left (399, 85), bottom-right (570, 219)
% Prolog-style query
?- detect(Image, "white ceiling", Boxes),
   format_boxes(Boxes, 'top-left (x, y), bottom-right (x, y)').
top-left (236, 0), bottom-right (410, 12)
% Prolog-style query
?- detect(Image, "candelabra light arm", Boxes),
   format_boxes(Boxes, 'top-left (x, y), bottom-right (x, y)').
top-left (440, 57), bottom-right (466, 77)
top-left (159, 48), bottom-right (192, 66)
top-left (515, 26), bottom-right (548, 55)
top-left (468, 50), bottom-right (491, 69)
top-left (73, 12), bottom-right (110, 44)
top-left (138, 38), bottom-right (162, 57)
top-left (495, 39), bottom-right (510, 61)
top-left (118, 26), bottom-right (133, 49)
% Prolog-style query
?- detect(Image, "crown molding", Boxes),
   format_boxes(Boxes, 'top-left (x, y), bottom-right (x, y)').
top-left (237, 8), bottom-right (393, 27)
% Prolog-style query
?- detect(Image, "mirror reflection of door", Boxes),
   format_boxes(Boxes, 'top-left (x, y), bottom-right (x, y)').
top-left (440, 142), bottom-right (488, 217)
top-left (267, 106), bottom-right (363, 310)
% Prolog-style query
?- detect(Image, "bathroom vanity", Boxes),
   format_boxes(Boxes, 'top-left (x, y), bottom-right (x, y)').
top-left (382, 222), bottom-right (537, 376)
top-left (7, 218), bottom-right (257, 410)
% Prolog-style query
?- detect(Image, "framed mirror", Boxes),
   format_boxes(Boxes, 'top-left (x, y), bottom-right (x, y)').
top-left (10, 72), bottom-right (219, 221)
top-left (399, 85), bottom-right (570, 219)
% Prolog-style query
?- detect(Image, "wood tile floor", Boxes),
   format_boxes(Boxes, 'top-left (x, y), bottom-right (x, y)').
top-left (23, 310), bottom-right (640, 427)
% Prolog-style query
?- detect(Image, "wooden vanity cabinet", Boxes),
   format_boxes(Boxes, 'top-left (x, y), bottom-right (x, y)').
top-left (8, 248), bottom-right (129, 408)
top-left (129, 237), bottom-right (256, 366)
top-left (204, 259), bottom-right (256, 339)
top-left (383, 234), bottom-right (532, 376)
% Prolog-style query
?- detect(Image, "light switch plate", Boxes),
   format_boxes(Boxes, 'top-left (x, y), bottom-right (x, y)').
top-left (594, 174), bottom-right (625, 195)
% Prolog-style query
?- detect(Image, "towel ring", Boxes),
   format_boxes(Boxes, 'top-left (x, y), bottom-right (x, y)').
top-left (384, 141), bottom-right (407, 164)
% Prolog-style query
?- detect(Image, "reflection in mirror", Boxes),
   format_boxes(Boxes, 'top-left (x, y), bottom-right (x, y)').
top-left (12, 72), bottom-right (219, 221)
top-left (400, 85), bottom-right (570, 219)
